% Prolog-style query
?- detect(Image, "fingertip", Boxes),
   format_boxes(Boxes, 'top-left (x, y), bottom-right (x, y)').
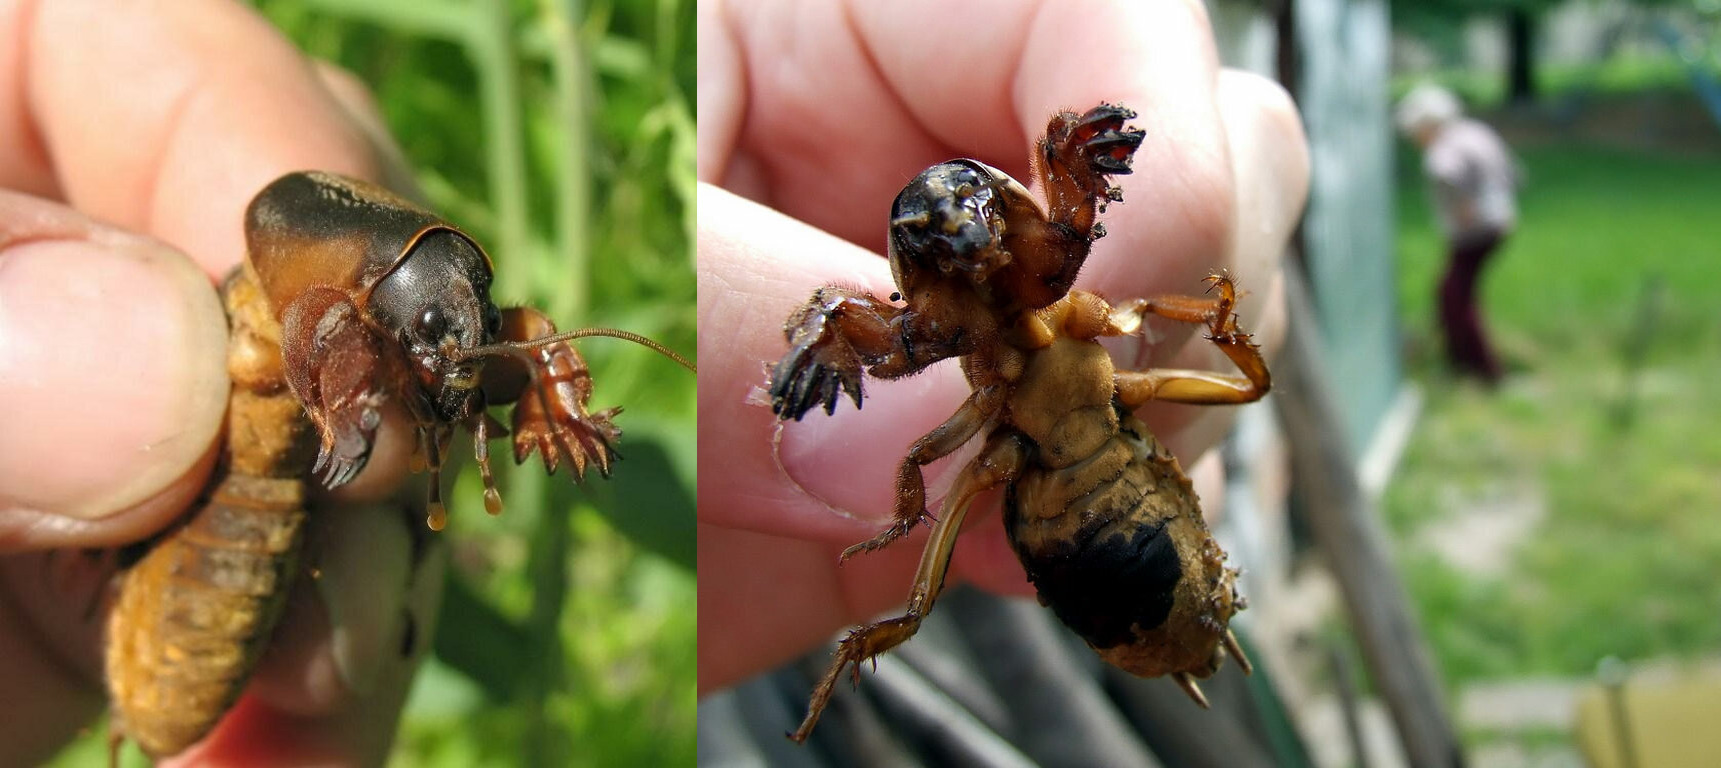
top-left (0, 200), bottom-right (227, 536)
top-left (309, 60), bottom-right (422, 200)
top-left (1216, 68), bottom-right (1310, 284)
top-left (28, 0), bottom-right (388, 276)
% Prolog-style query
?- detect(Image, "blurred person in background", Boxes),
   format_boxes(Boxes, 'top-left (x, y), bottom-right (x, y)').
top-left (1397, 83), bottom-right (1522, 384)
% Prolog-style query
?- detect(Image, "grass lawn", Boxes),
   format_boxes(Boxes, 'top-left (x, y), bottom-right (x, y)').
top-left (1387, 137), bottom-right (1721, 689)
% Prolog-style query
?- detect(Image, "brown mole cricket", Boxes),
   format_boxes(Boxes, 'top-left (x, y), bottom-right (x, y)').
top-left (104, 171), bottom-right (694, 759)
top-left (767, 104), bottom-right (1271, 742)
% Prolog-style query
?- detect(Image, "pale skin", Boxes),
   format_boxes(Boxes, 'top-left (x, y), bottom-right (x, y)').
top-left (697, 0), bottom-right (1311, 695)
top-left (0, 1), bottom-right (437, 765)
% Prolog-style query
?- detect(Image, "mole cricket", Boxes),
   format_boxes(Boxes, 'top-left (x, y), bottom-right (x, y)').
top-left (766, 103), bottom-right (1271, 741)
top-left (104, 171), bottom-right (694, 759)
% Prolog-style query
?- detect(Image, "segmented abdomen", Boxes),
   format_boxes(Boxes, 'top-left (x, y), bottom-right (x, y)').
top-left (1005, 404), bottom-right (1238, 678)
top-left (105, 266), bottom-right (316, 757)
top-left (103, 475), bottom-right (305, 756)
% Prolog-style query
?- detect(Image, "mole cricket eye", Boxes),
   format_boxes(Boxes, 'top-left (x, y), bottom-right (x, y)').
top-left (417, 306), bottom-right (449, 343)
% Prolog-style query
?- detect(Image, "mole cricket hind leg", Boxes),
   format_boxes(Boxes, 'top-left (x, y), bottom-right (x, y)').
top-left (1111, 274), bottom-right (1272, 407)
top-left (791, 433), bottom-right (1027, 743)
top-left (839, 384), bottom-right (1006, 562)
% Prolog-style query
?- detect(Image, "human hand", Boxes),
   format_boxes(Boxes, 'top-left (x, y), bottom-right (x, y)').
top-left (695, 0), bottom-right (1309, 693)
top-left (0, 1), bottom-right (438, 764)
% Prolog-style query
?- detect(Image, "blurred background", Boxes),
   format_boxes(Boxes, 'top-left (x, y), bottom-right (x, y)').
top-left (702, 1), bottom-right (1721, 767)
top-left (52, 1), bottom-right (696, 765)
top-left (1204, 0), bottom-right (1721, 765)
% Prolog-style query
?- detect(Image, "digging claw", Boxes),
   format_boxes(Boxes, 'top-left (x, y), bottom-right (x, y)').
top-left (514, 405), bottom-right (620, 480)
top-left (768, 324), bottom-right (865, 421)
top-left (1072, 104), bottom-right (1146, 176)
top-left (313, 425), bottom-right (373, 490)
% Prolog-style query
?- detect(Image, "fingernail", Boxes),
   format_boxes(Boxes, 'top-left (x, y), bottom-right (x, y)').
top-left (0, 231), bottom-right (228, 519)
top-left (773, 367), bottom-right (972, 525)
top-left (314, 504), bottom-right (415, 697)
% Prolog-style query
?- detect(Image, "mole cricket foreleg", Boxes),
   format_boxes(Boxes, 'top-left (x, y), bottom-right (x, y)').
top-left (278, 285), bottom-right (393, 489)
top-left (768, 287), bottom-right (905, 421)
top-left (792, 432), bottom-right (1027, 743)
top-left (840, 382), bottom-right (1007, 562)
top-left (488, 306), bottom-right (620, 480)
top-left (1111, 274), bottom-right (1272, 407)
top-left (1037, 103), bottom-right (1147, 238)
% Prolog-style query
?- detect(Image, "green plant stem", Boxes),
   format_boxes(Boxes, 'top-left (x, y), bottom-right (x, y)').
top-left (542, 0), bottom-right (591, 321)
top-left (518, 468), bottom-right (569, 767)
top-left (295, 0), bottom-right (469, 37)
top-left (471, 0), bottom-right (532, 300)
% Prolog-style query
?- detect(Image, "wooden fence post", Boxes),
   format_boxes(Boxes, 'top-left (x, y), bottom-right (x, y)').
top-left (1274, 268), bottom-right (1467, 768)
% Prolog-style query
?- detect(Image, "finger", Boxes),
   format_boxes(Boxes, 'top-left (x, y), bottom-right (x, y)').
top-left (5, 0), bottom-right (383, 277)
top-left (1146, 69), bottom-right (1306, 456)
top-left (695, 516), bottom-right (1029, 694)
top-left (696, 184), bottom-right (973, 542)
top-left (704, 0), bottom-right (969, 246)
top-left (310, 60), bottom-right (423, 200)
top-left (5, 0), bottom-right (423, 506)
top-left (0, 191), bottom-right (228, 547)
top-left (1189, 449), bottom-right (1225, 526)
top-left (1217, 70), bottom-right (1308, 300)
top-left (696, 0), bottom-right (745, 184)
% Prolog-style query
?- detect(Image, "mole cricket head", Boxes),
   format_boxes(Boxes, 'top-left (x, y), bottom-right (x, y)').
top-left (887, 159), bottom-right (1029, 295)
top-left (366, 229), bottom-right (504, 423)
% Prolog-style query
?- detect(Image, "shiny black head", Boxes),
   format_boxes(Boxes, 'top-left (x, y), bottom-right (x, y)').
top-left (367, 230), bottom-right (503, 422)
top-left (887, 160), bottom-right (1012, 285)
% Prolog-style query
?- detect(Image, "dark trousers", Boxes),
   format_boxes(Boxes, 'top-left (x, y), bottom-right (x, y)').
top-left (1439, 229), bottom-right (1505, 382)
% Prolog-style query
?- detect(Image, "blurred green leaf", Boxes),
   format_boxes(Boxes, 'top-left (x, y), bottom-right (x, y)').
top-left (562, 433), bottom-right (695, 570)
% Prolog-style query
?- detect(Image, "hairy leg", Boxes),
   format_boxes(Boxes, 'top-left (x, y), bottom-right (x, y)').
top-left (792, 432), bottom-right (1027, 743)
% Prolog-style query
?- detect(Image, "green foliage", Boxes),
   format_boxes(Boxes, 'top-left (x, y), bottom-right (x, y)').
top-left (1389, 125), bottom-right (1721, 696)
top-left (1392, 53), bottom-right (1695, 112)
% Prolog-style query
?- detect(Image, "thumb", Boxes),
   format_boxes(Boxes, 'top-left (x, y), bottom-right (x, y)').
top-left (0, 190), bottom-right (229, 549)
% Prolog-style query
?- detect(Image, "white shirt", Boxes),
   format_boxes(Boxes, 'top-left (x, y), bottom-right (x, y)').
top-left (1423, 118), bottom-right (1520, 240)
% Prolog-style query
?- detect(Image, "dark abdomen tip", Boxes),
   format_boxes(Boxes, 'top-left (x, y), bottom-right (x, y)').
top-left (1015, 519), bottom-right (1182, 650)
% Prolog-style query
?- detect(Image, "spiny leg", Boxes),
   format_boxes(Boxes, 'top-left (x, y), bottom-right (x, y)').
top-left (1112, 274), bottom-right (1271, 407)
top-left (792, 433), bottom-right (1027, 743)
top-left (1004, 105), bottom-right (1147, 306)
top-left (768, 287), bottom-right (898, 420)
top-left (485, 306), bottom-right (620, 479)
top-left (840, 383), bottom-right (1006, 561)
top-left (768, 285), bottom-right (979, 421)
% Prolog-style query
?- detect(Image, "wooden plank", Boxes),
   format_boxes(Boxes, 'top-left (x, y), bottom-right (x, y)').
top-left (1273, 267), bottom-right (1466, 768)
